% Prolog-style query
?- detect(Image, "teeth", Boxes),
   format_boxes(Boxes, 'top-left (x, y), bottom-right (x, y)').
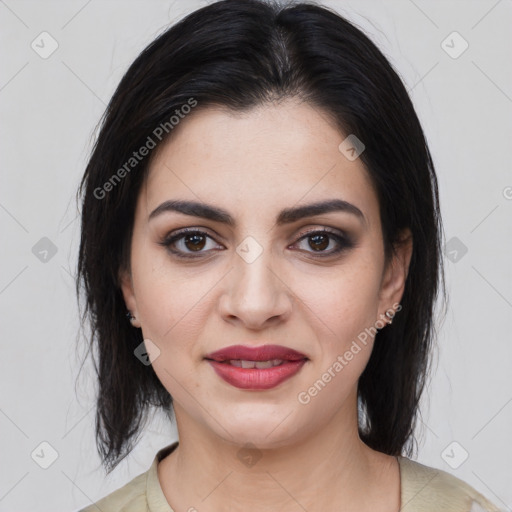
top-left (228, 359), bottom-right (284, 369)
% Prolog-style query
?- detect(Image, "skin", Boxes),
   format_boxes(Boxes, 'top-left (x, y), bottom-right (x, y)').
top-left (120, 99), bottom-right (412, 512)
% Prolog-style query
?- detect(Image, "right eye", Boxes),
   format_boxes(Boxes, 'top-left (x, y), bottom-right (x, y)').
top-left (159, 229), bottom-right (224, 259)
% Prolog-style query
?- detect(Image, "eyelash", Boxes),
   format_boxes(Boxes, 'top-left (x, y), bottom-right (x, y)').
top-left (158, 227), bottom-right (354, 260)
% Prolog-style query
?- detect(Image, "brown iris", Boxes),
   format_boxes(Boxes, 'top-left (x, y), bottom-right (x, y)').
top-left (184, 233), bottom-right (207, 252)
top-left (308, 233), bottom-right (329, 251)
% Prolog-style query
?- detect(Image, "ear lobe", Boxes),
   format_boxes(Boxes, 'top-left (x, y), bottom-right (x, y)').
top-left (378, 229), bottom-right (413, 308)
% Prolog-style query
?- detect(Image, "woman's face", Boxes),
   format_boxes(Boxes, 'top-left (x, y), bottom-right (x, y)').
top-left (120, 99), bottom-right (411, 448)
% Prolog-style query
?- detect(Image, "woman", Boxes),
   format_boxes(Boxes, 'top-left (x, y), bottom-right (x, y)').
top-left (76, 0), bottom-right (499, 510)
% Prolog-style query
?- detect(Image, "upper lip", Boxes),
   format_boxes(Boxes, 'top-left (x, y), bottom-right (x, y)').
top-left (205, 344), bottom-right (308, 362)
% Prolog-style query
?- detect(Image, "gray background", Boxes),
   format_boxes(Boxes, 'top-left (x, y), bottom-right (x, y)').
top-left (0, 0), bottom-right (511, 510)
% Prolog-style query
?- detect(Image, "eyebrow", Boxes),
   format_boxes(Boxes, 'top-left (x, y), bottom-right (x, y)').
top-left (148, 198), bottom-right (366, 227)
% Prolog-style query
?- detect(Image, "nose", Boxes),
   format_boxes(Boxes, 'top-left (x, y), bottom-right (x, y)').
top-left (217, 246), bottom-right (293, 330)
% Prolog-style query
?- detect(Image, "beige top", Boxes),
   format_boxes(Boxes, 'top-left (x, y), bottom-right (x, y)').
top-left (79, 442), bottom-right (500, 512)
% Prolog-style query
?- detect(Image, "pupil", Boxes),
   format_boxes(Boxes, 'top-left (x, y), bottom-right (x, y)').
top-left (185, 234), bottom-right (205, 251)
top-left (310, 234), bottom-right (328, 251)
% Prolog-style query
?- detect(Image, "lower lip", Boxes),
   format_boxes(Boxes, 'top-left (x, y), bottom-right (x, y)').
top-left (206, 359), bottom-right (307, 390)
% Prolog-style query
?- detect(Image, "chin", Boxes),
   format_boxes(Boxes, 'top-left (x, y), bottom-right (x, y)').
top-left (211, 410), bottom-right (304, 448)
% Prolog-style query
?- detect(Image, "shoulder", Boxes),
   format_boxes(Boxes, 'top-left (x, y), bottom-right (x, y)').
top-left (78, 470), bottom-right (149, 512)
top-left (77, 442), bottom-right (178, 512)
top-left (398, 456), bottom-right (501, 512)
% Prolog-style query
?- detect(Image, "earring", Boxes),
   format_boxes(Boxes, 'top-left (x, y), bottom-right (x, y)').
top-left (126, 310), bottom-right (137, 326)
top-left (385, 310), bottom-right (394, 325)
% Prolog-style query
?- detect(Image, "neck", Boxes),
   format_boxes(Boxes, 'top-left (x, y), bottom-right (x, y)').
top-left (157, 395), bottom-right (400, 512)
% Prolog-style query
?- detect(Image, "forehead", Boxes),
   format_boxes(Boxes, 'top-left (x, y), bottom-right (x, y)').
top-left (142, 100), bottom-right (379, 229)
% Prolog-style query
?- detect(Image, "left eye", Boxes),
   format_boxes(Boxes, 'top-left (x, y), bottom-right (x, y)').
top-left (292, 230), bottom-right (352, 256)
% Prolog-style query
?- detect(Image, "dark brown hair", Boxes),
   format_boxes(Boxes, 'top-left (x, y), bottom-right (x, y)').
top-left (76, 0), bottom-right (446, 473)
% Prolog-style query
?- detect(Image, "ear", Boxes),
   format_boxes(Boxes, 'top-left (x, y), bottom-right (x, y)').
top-left (377, 229), bottom-right (413, 318)
top-left (119, 266), bottom-right (141, 328)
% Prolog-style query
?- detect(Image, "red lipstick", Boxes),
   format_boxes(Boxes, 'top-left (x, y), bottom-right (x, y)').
top-left (205, 344), bottom-right (308, 390)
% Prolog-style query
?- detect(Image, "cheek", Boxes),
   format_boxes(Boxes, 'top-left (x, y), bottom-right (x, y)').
top-left (295, 260), bottom-right (383, 386)
top-left (298, 260), bottom-right (382, 336)
top-left (131, 249), bottom-right (214, 351)
top-left (297, 276), bottom-right (381, 407)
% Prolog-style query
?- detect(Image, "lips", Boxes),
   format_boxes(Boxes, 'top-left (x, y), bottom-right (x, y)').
top-left (204, 344), bottom-right (308, 390)
top-left (205, 344), bottom-right (308, 363)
